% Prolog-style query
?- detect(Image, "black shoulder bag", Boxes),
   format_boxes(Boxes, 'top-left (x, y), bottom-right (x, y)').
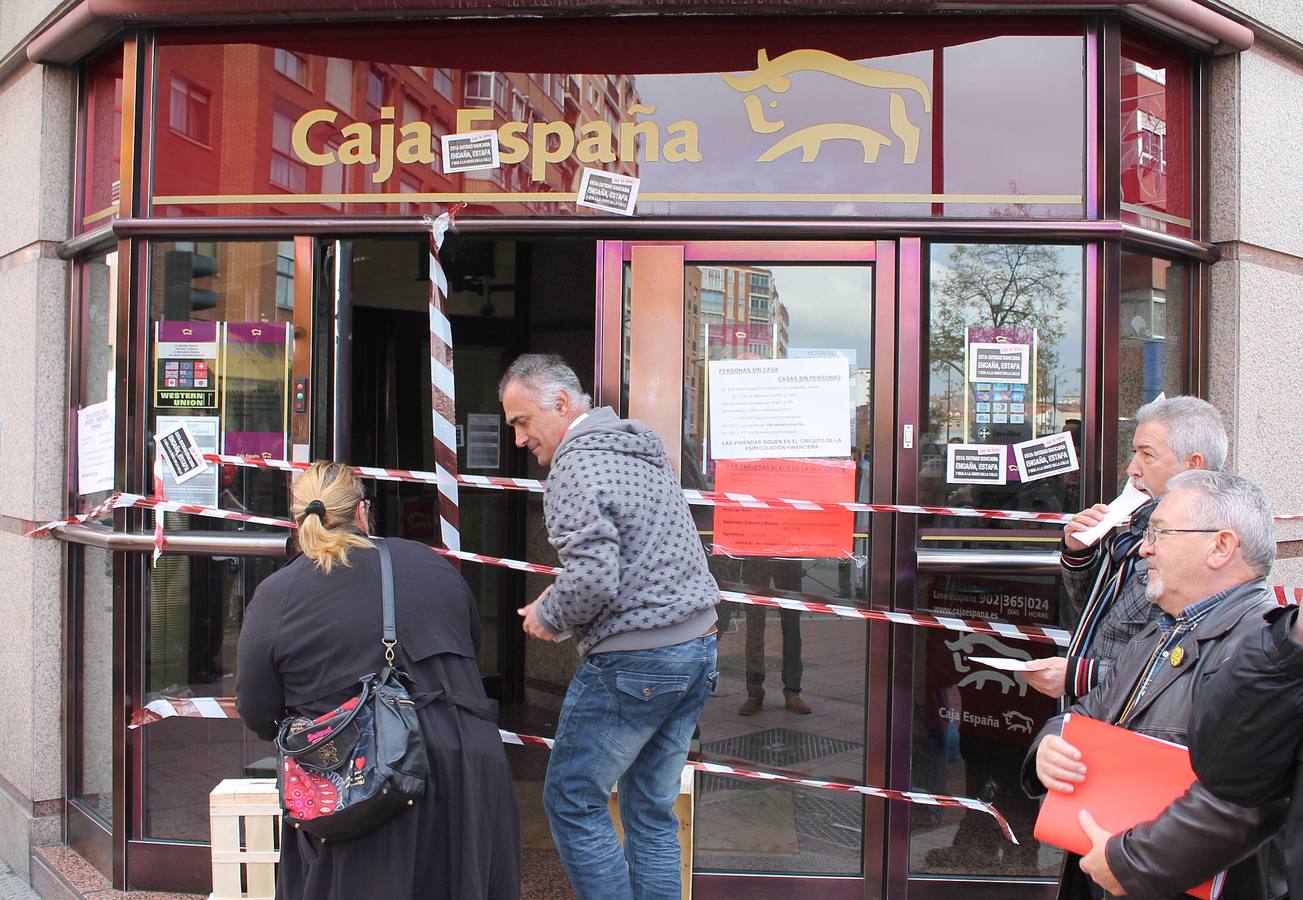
top-left (275, 541), bottom-right (430, 842)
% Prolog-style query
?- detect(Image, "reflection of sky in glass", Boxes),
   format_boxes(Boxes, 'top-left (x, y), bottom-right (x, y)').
top-left (927, 244), bottom-right (1084, 397)
top-left (627, 35), bottom-right (1082, 217)
top-left (769, 266), bottom-right (874, 367)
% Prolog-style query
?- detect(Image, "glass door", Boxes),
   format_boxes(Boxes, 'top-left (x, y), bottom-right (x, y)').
top-left (609, 241), bottom-right (899, 899)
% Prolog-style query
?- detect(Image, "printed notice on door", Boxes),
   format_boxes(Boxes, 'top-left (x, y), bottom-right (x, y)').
top-left (709, 357), bottom-right (850, 460)
top-left (576, 168), bottom-right (640, 216)
top-left (1013, 432), bottom-right (1079, 483)
top-left (440, 131), bottom-right (500, 173)
top-left (968, 342), bottom-right (1030, 385)
top-left (947, 443), bottom-right (1008, 485)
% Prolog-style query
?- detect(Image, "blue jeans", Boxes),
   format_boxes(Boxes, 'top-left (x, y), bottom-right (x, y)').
top-left (544, 633), bottom-right (718, 900)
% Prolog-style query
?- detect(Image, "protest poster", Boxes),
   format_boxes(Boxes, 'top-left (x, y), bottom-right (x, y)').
top-left (709, 357), bottom-right (850, 460)
top-left (440, 131), bottom-right (501, 173)
top-left (577, 167), bottom-right (640, 216)
top-left (713, 458), bottom-right (854, 558)
top-left (1013, 432), bottom-right (1079, 483)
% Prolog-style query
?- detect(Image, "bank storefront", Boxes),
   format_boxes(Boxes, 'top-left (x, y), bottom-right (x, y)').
top-left (52, 5), bottom-right (1241, 897)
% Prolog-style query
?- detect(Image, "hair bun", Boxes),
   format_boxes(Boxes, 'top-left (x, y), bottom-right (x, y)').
top-left (303, 499), bottom-right (327, 519)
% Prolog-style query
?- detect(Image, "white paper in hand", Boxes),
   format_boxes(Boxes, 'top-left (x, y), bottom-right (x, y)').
top-left (968, 656), bottom-right (1037, 672)
top-left (1072, 480), bottom-right (1151, 549)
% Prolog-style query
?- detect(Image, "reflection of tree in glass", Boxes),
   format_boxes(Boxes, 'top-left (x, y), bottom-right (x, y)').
top-left (930, 244), bottom-right (1069, 383)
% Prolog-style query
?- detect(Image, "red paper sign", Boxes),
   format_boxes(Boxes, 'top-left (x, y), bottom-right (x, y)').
top-left (712, 458), bottom-right (854, 558)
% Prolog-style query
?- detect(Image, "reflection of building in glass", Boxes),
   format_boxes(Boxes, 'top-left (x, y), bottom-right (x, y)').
top-left (685, 264), bottom-right (786, 458)
top-left (1119, 254), bottom-right (1183, 415)
top-left (153, 46), bottom-right (639, 216)
top-left (1121, 60), bottom-right (1167, 211)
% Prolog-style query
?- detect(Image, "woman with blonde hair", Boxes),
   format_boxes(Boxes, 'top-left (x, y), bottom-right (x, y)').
top-left (236, 461), bottom-right (520, 899)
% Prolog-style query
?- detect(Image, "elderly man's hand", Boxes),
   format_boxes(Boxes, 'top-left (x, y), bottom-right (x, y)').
top-left (1023, 656), bottom-right (1068, 699)
top-left (1078, 810), bottom-right (1126, 895)
top-left (518, 591), bottom-right (558, 641)
top-left (1064, 503), bottom-right (1112, 551)
top-left (1036, 734), bottom-right (1086, 794)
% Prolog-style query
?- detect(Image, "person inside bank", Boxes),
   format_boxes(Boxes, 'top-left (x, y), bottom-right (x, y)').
top-left (235, 461), bottom-right (521, 900)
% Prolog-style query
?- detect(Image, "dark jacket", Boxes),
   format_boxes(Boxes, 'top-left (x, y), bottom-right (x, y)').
top-left (1059, 500), bottom-right (1162, 701)
top-left (1191, 603), bottom-right (1303, 900)
top-left (236, 537), bottom-right (520, 900)
top-left (1023, 579), bottom-right (1285, 900)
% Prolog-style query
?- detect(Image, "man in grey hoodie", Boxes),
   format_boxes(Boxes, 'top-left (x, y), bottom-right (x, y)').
top-left (500, 353), bottom-right (719, 900)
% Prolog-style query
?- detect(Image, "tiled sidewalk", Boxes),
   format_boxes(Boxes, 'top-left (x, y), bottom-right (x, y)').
top-left (0, 862), bottom-right (40, 900)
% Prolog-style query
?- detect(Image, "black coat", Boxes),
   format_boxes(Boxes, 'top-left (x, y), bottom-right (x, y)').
top-left (236, 537), bottom-right (521, 900)
top-left (1191, 604), bottom-right (1303, 900)
top-left (1023, 580), bottom-right (1285, 900)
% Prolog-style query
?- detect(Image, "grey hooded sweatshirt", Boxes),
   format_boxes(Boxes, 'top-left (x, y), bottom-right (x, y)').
top-left (537, 407), bottom-right (718, 656)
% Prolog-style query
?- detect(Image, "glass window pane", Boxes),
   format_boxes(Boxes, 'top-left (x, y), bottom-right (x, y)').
top-left (682, 263), bottom-right (873, 875)
top-left (909, 572), bottom-right (1066, 876)
top-left (1121, 30), bottom-right (1192, 237)
top-left (151, 20), bottom-right (1083, 219)
top-left (80, 46), bottom-right (123, 232)
top-left (74, 550), bottom-right (115, 827)
top-left (1116, 253), bottom-right (1188, 492)
top-left (142, 239), bottom-right (298, 841)
top-left (917, 243), bottom-right (1086, 551)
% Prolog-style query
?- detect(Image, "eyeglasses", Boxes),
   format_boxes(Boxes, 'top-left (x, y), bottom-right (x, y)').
top-left (1143, 525), bottom-right (1219, 545)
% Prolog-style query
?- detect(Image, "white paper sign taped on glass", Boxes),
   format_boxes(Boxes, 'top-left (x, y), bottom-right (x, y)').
top-left (946, 443), bottom-right (1007, 485)
top-left (156, 421), bottom-right (208, 484)
top-left (709, 357), bottom-right (851, 460)
top-left (466, 413), bottom-right (502, 470)
top-left (156, 416), bottom-right (220, 506)
top-left (968, 342), bottom-right (1030, 385)
top-left (1013, 432), bottom-right (1080, 483)
top-left (576, 167), bottom-right (640, 216)
top-left (77, 400), bottom-right (115, 495)
top-left (440, 130), bottom-right (501, 174)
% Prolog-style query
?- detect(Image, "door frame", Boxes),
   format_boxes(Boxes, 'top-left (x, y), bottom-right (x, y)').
top-left (599, 239), bottom-right (899, 898)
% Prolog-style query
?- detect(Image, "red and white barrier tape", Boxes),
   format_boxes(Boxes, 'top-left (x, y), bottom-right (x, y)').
top-left (1275, 586), bottom-right (1303, 606)
top-left (125, 698), bottom-right (1014, 842)
top-left (130, 696), bottom-right (239, 727)
top-left (496, 729), bottom-right (1016, 842)
top-left (427, 205), bottom-right (465, 553)
top-left (430, 546), bottom-right (1071, 646)
top-left (195, 452), bottom-right (1303, 526)
top-left (26, 493), bottom-right (296, 536)
top-left (152, 455), bottom-right (166, 565)
top-left (32, 495), bottom-right (1300, 646)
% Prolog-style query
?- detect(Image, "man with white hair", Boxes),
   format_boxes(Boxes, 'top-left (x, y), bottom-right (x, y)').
top-left (1024, 471), bottom-right (1284, 899)
top-left (499, 353), bottom-right (718, 900)
top-left (1025, 396), bottom-right (1228, 701)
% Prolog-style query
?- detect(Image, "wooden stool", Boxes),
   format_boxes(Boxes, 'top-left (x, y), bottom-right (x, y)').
top-left (609, 767), bottom-right (694, 899)
top-left (208, 778), bottom-right (281, 900)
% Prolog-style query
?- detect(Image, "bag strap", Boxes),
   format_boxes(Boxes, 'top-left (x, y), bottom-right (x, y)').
top-left (275, 675), bottom-right (374, 757)
top-left (378, 540), bottom-right (398, 664)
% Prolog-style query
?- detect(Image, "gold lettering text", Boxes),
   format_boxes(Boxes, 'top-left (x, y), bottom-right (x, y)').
top-left (292, 109), bottom-right (339, 166)
top-left (338, 122), bottom-right (376, 165)
top-left (575, 121), bottom-right (616, 164)
top-left (498, 122), bottom-right (529, 164)
top-left (396, 122), bottom-right (435, 165)
top-left (663, 120), bottom-right (702, 162)
top-left (531, 122), bottom-right (575, 182)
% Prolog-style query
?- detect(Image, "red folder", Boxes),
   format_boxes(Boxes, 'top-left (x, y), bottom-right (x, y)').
top-left (1034, 714), bottom-right (1226, 900)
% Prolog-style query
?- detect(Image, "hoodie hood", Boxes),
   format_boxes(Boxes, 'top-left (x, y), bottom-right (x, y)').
top-left (553, 407), bottom-right (670, 469)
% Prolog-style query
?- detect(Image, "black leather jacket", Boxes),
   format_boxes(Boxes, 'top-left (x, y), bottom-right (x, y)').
top-left (1191, 603), bottom-right (1303, 900)
top-left (1023, 580), bottom-right (1286, 900)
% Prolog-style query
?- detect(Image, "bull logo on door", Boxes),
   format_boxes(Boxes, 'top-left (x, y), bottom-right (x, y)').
top-left (721, 49), bottom-right (932, 164)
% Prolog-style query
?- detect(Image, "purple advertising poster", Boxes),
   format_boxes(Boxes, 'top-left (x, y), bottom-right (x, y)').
top-left (154, 321), bottom-right (220, 410)
top-left (221, 322), bottom-right (290, 460)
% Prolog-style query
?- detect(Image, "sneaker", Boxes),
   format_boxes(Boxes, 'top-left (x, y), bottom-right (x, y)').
top-left (784, 692), bottom-right (812, 715)
top-left (737, 696), bottom-right (764, 716)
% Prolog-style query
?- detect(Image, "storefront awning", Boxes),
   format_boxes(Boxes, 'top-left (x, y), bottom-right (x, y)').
top-left (27, 0), bottom-right (1253, 67)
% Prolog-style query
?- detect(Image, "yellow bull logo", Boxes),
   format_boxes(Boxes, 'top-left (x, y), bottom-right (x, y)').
top-left (722, 49), bottom-right (932, 165)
